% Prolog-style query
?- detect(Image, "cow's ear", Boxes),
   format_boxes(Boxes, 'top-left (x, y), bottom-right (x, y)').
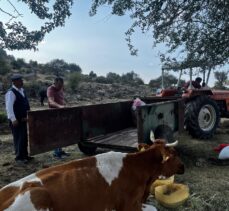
top-left (159, 146), bottom-right (170, 163)
top-left (138, 143), bottom-right (149, 152)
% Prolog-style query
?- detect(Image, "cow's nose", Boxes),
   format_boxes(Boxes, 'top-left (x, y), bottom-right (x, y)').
top-left (177, 164), bottom-right (185, 174)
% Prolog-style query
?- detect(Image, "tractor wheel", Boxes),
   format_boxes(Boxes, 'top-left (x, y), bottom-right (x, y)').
top-left (78, 142), bottom-right (97, 155)
top-left (185, 96), bottom-right (220, 139)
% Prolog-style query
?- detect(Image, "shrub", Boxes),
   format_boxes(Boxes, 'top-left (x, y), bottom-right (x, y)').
top-left (95, 76), bottom-right (109, 84)
top-left (24, 81), bottom-right (44, 98)
top-left (67, 72), bottom-right (81, 91)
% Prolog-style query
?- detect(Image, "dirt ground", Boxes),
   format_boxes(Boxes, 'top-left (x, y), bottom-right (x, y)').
top-left (0, 101), bottom-right (229, 211)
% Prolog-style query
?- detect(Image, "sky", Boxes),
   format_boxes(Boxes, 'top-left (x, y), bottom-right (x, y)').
top-left (2, 0), bottom-right (216, 85)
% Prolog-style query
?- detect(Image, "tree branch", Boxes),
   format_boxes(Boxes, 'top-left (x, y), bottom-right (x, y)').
top-left (7, 0), bottom-right (22, 17)
top-left (0, 7), bottom-right (17, 18)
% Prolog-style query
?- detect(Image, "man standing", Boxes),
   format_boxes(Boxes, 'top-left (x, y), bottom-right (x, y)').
top-left (47, 77), bottom-right (70, 159)
top-left (5, 74), bottom-right (33, 164)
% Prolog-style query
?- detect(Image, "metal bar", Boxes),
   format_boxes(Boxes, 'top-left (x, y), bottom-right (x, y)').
top-left (189, 68), bottom-right (193, 89)
top-left (177, 69), bottom-right (183, 87)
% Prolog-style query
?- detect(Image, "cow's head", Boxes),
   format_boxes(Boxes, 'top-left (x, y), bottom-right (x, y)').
top-left (138, 130), bottom-right (184, 178)
top-left (157, 142), bottom-right (184, 177)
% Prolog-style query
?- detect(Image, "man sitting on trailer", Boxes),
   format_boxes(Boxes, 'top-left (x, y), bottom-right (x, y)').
top-left (184, 77), bottom-right (202, 89)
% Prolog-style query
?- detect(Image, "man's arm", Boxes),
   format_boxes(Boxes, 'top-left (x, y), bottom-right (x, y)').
top-left (5, 91), bottom-right (18, 126)
top-left (47, 96), bottom-right (64, 108)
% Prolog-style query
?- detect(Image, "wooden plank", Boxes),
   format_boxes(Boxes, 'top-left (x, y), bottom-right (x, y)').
top-left (88, 128), bottom-right (138, 148)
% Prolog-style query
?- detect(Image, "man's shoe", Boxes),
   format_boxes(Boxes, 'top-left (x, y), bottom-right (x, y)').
top-left (25, 156), bottom-right (34, 161)
top-left (61, 151), bottom-right (70, 157)
top-left (15, 159), bottom-right (28, 165)
top-left (53, 153), bottom-right (62, 159)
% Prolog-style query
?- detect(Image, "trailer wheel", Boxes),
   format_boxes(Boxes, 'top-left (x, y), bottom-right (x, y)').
top-left (78, 142), bottom-right (97, 155)
top-left (185, 96), bottom-right (220, 139)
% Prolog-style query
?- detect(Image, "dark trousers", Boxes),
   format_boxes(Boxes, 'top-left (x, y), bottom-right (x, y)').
top-left (9, 121), bottom-right (28, 160)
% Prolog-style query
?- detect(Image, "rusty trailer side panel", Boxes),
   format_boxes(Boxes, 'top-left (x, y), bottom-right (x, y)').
top-left (137, 99), bottom-right (184, 144)
top-left (28, 99), bottom-right (184, 155)
top-left (28, 101), bottom-right (134, 155)
top-left (81, 101), bottom-right (133, 140)
top-left (28, 107), bottom-right (82, 155)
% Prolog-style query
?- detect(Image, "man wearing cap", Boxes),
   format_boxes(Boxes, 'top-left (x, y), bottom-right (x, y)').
top-left (184, 77), bottom-right (202, 89)
top-left (5, 74), bottom-right (33, 164)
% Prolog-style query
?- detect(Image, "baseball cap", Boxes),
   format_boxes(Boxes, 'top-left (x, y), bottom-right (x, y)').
top-left (11, 74), bottom-right (23, 81)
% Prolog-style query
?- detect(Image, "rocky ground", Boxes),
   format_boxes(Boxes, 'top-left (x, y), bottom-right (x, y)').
top-left (0, 82), bottom-right (229, 211)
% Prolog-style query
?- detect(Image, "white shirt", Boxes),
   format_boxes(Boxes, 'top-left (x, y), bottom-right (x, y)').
top-left (5, 85), bottom-right (25, 122)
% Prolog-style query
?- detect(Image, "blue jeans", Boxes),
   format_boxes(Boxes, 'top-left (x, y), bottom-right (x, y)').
top-left (54, 148), bottom-right (62, 157)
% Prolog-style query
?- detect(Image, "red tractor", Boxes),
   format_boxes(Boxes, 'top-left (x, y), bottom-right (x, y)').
top-left (156, 68), bottom-right (229, 139)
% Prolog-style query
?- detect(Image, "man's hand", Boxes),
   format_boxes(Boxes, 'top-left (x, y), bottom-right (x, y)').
top-left (12, 120), bottom-right (19, 127)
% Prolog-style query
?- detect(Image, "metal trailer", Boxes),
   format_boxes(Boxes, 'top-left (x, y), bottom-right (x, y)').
top-left (27, 97), bottom-right (184, 155)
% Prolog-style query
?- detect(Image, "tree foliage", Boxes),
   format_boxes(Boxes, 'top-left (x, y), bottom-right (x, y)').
top-left (68, 63), bottom-right (82, 73)
top-left (0, 48), bottom-right (10, 74)
top-left (0, 0), bottom-right (73, 50)
top-left (214, 71), bottom-right (228, 90)
top-left (11, 58), bottom-right (26, 69)
top-left (90, 0), bottom-right (229, 70)
top-left (149, 73), bottom-right (185, 89)
top-left (2, 0), bottom-right (229, 74)
top-left (44, 59), bottom-right (82, 76)
top-left (89, 71), bottom-right (97, 78)
top-left (0, 59), bottom-right (10, 75)
top-left (67, 72), bottom-right (81, 91)
top-left (106, 72), bottom-right (121, 83)
top-left (121, 71), bottom-right (144, 85)
top-left (45, 59), bottom-right (67, 76)
top-left (86, 71), bottom-right (144, 85)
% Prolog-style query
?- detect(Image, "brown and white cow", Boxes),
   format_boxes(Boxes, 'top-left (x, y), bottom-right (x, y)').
top-left (0, 141), bottom-right (184, 211)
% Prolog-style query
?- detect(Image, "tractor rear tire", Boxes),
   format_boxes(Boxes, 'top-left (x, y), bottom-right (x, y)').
top-left (185, 96), bottom-right (220, 139)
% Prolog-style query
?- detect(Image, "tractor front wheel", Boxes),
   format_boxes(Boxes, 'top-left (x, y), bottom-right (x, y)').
top-left (185, 96), bottom-right (220, 139)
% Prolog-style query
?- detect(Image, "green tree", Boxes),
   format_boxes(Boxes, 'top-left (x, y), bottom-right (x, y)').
top-left (0, 48), bottom-right (8, 60)
top-left (95, 76), bottom-right (108, 84)
top-left (214, 71), bottom-right (228, 90)
top-left (149, 73), bottom-right (184, 89)
top-left (106, 72), bottom-right (121, 83)
top-left (11, 58), bottom-right (26, 70)
top-left (89, 71), bottom-right (97, 78)
top-left (46, 59), bottom-right (68, 76)
top-left (0, 59), bottom-right (10, 75)
top-left (90, 1), bottom-right (229, 70)
top-left (0, 48), bottom-right (10, 75)
top-left (67, 63), bottom-right (82, 73)
top-left (68, 72), bottom-right (81, 91)
top-left (121, 71), bottom-right (144, 85)
top-left (0, 1), bottom-right (73, 50)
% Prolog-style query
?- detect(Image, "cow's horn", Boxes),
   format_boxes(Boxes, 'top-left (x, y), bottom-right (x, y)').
top-left (166, 140), bottom-right (178, 147)
top-left (150, 130), bottom-right (155, 143)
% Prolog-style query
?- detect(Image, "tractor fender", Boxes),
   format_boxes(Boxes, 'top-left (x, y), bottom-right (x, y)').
top-left (182, 89), bottom-right (213, 102)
